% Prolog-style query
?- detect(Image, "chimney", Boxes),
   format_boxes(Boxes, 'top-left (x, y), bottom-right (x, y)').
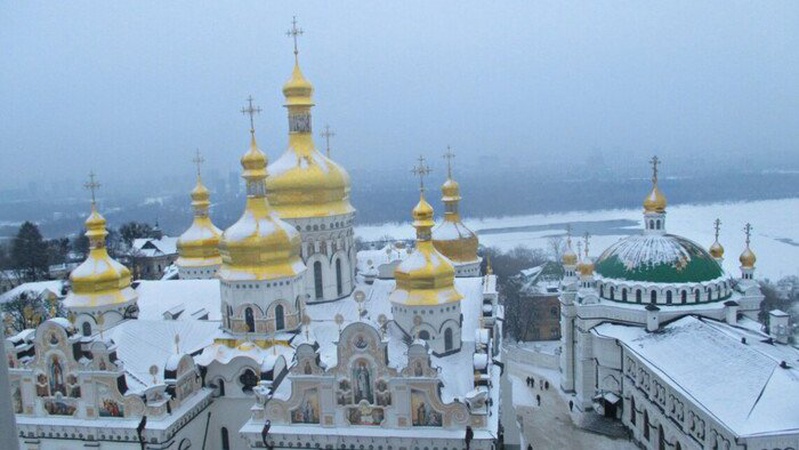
top-left (724, 300), bottom-right (739, 325)
top-left (769, 310), bottom-right (790, 344)
top-left (646, 303), bottom-right (660, 332)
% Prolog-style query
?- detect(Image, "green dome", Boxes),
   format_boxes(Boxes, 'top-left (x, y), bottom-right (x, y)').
top-left (594, 234), bottom-right (723, 283)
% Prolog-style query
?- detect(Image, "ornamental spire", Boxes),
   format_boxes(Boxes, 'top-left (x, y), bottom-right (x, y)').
top-left (241, 95), bottom-right (262, 136)
top-left (193, 149), bottom-right (205, 181)
top-left (650, 155), bottom-right (660, 184)
top-left (709, 218), bottom-right (725, 260)
top-left (320, 125), bottom-right (335, 158)
top-left (84, 171), bottom-right (100, 207)
top-left (286, 15), bottom-right (304, 62)
top-left (412, 155), bottom-right (432, 194)
top-left (443, 146), bottom-right (455, 180)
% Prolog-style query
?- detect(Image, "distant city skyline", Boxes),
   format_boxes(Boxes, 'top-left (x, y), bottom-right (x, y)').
top-left (2, 2), bottom-right (798, 194)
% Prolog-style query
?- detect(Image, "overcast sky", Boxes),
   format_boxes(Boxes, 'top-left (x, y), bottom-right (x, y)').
top-left (2, 1), bottom-right (798, 192)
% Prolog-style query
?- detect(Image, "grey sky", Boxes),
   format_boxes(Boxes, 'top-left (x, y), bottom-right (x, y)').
top-left (2, 1), bottom-right (798, 192)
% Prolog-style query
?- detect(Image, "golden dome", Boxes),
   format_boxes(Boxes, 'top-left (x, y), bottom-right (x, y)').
top-left (390, 192), bottom-right (462, 306)
top-left (579, 258), bottom-right (594, 277)
top-left (68, 206), bottom-right (133, 304)
top-left (643, 184), bottom-right (667, 213)
top-left (441, 178), bottom-right (461, 202)
top-left (177, 177), bottom-right (222, 267)
top-left (265, 61), bottom-right (355, 219)
top-left (219, 133), bottom-right (305, 281)
top-left (709, 240), bottom-right (725, 259)
top-left (562, 241), bottom-right (578, 266)
top-left (432, 174), bottom-right (478, 263)
top-left (413, 196), bottom-right (435, 228)
top-left (282, 62), bottom-right (314, 107)
top-left (739, 246), bottom-right (756, 268)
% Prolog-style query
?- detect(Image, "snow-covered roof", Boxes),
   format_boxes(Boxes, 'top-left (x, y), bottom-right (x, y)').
top-left (132, 236), bottom-right (178, 257)
top-left (594, 316), bottom-right (799, 437)
top-left (108, 319), bottom-right (221, 392)
top-left (134, 279), bottom-right (221, 321)
top-left (0, 280), bottom-right (65, 304)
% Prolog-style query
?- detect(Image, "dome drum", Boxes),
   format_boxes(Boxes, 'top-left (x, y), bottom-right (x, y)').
top-left (594, 276), bottom-right (734, 305)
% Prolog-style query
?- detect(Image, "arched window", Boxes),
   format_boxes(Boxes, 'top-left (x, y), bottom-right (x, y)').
top-left (599, 285), bottom-right (604, 297)
top-left (644, 410), bottom-right (650, 440)
top-left (609, 286), bottom-right (615, 300)
top-left (649, 220), bottom-right (655, 229)
top-left (681, 290), bottom-right (687, 304)
top-left (336, 259), bottom-right (343, 296)
top-left (695, 289), bottom-right (701, 302)
top-left (650, 290), bottom-right (657, 303)
top-left (245, 307), bottom-right (255, 332)
top-left (217, 379), bottom-right (225, 396)
top-left (656, 220), bottom-right (661, 230)
top-left (675, 442), bottom-right (682, 450)
top-left (630, 396), bottom-right (636, 425)
top-left (274, 304), bottom-right (285, 331)
top-left (636, 290), bottom-right (642, 303)
top-left (82, 322), bottom-right (92, 337)
top-left (221, 427), bottom-right (230, 450)
top-left (707, 288), bottom-right (712, 301)
top-left (622, 288), bottom-right (628, 301)
top-left (418, 330), bottom-right (430, 340)
top-left (444, 328), bottom-right (453, 351)
top-left (666, 291), bottom-right (673, 304)
top-left (314, 261), bottom-right (323, 299)
top-left (658, 425), bottom-right (665, 450)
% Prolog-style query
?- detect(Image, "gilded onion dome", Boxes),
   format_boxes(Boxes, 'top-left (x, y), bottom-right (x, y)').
top-left (219, 131), bottom-right (305, 281)
top-left (265, 55), bottom-right (354, 219)
top-left (66, 201), bottom-right (135, 308)
top-left (739, 224), bottom-right (756, 268)
top-left (177, 169), bottom-right (222, 267)
top-left (432, 156), bottom-right (479, 263)
top-left (562, 234), bottom-right (578, 266)
top-left (390, 193), bottom-right (463, 306)
top-left (709, 219), bottom-right (724, 260)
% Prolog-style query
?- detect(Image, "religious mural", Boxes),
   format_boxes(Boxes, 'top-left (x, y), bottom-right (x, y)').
top-left (49, 354), bottom-right (67, 396)
top-left (98, 385), bottom-right (124, 417)
top-left (411, 390), bottom-right (442, 427)
top-left (352, 359), bottom-right (373, 404)
top-left (44, 398), bottom-right (77, 416)
top-left (290, 388), bottom-right (320, 424)
top-left (346, 404), bottom-right (385, 426)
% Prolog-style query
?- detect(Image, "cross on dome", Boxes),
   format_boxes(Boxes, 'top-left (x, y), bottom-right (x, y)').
top-left (240, 95), bottom-right (262, 134)
top-left (714, 218), bottom-right (721, 240)
top-left (192, 149), bottom-right (205, 179)
top-left (411, 155), bottom-right (432, 192)
top-left (443, 146), bottom-right (456, 179)
top-left (650, 155), bottom-right (660, 184)
top-left (84, 171), bottom-right (100, 206)
top-left (320, 125), bottom-right (335, 157)
top-left (744, 223), bottom-right (753, 246)
top-left (286, 16), bottom-right (304, 59)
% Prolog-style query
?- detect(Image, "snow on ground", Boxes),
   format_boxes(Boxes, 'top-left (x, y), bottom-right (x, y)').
top-left (504, 345), bottom-right (637, 450)
top-left (356, 198), bottom-right (799, 280)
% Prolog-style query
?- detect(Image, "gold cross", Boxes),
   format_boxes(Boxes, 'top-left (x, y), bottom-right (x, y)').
top-left (240, 95), bottom-right (262, 134)
top-left (192, 149), bottom-right (205, 180)
top-left (84, 171), bottom-right (100, 205)
top-left (443, 146), bottom-right (455, 179)
top-left (650, 156), bottom-right (660, 184)
top-left (286, 16), bottom-right (304, 58)
top-left (411, 155), bottom-right (432, 192)
top-left (713, 218), bottom-right (721, 241)
top-left (320, 125), bottom-right (336, 158)
top-left (744, 223), bottom-right (752, 245)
